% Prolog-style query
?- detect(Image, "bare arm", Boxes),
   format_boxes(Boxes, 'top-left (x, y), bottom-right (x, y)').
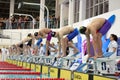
top-left (58, 39), bottom-right (61, 54)
top-left (21, 37), bottom-right (30, 43)
top-left (112, 47), bottom-right (117, 53)
top-left (86, 34), bottom-right (91, 55)
top-left (49, 47), bottom-right (57, 52)
top-left (49, 43), bottom-right (57, 50)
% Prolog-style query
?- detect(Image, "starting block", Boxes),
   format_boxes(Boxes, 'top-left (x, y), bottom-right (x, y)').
top-left (93, 52), bottom-right (116, 75)
top-left (53, 55), bottom-right (81, 69)
top-left (76, 58), bottom-right (94, 73)
top-left (32, 55), bottom-right (57, 65)
top-left (41, 55), bottom-right (56, 65)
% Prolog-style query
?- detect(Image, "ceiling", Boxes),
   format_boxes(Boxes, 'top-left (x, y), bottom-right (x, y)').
top-left (0, 0), bottom-right (55, 18)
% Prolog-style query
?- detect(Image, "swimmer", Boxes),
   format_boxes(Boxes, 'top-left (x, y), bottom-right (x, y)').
top-left (79, 18), bottom-right (106, 59)
top-left (34, 28), bottom-right (57, 56)
top-left (54, 26), bottom-right (79, 57)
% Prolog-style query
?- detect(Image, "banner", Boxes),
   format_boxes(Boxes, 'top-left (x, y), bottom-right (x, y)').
top-left (42, 65), bottom-right (49, 75)
top-left (31, 63), bottom-right (35, 71)
top-left (23, 62), bottom-right (26, 68)
top-left (19, 61), bottom-right (23, 67)
top-left (36, 64), bottom-right (41, 72)
top-left (17, 61), bottom-right (20, 66)
top-left (26, 63), bottom-right (30, 69)
top-left (73, 72), bottom-right (88, 80)
top-left (50, 67), bottom-right (59, 78)
top-left (60, 69), bottom-right (71, 80)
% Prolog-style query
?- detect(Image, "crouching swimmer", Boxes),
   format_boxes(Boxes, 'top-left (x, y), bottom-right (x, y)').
top-left (79, 18), bottom-right (107, 59)
top-left (34, 28), bottom-right (57, 56)
top-left (54, 26), bottom-right (79, 57)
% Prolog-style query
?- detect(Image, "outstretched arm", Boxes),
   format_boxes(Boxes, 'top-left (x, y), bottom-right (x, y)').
top-left (22, 38), bottom-right (30, 43)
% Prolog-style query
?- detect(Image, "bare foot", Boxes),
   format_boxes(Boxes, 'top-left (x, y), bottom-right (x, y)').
top-left (45, 54), bottom-right (48, 56)
top-left (57, 55), bottom-right (61, 58)
top-left (86, 54), bottom-right (93, 62)
top-left (93, 55), bottom-right (103, 60)
top-left (73, 49), bottom-right (79, 54)
top-left (88, 54), bottom-right (93, 58)
top-left (61, 54), bottom-right (67, 57)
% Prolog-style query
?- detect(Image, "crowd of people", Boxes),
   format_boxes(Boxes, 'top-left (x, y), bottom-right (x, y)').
top-left (0, 15), bottom-right (60, 29)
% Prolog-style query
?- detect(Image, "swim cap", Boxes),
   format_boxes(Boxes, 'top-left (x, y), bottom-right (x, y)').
top-left (27, 33), bottom-right (32, 37)
top-left (34, 32), bottom-right (38, 36)
top-left (79, 26), bottom-right (86, 34)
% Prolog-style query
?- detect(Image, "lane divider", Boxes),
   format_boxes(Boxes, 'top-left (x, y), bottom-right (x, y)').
top-left (0, 72), bottom-right (40, 75)
top-left (0, 68), bottom-right (31, 71)
top-left (0, 78), bottom-right (65, 80)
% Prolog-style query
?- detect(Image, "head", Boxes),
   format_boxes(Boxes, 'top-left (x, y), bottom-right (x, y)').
top-left (79, 26), bottom-right (87, 34)
top-left (27, 33), bottom-right (32, 37)
top-left (110, 34), bottom-right (118, 41)
top-left (40, 43), bottom-right (43, 46)
top-left (34, 32), bottom-right (39, 39)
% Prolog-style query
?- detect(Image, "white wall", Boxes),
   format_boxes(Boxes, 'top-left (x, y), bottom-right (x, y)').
top-left (0, 29), bottom-right (39, 45)
top-left (109, 0), bottom-right (120, 11)
top-left (79, 0), bottom-right (86, 21)
top-left (60, 3), bottom-right (69, 27)
top-left (0, 29), bottom-right (59, 46)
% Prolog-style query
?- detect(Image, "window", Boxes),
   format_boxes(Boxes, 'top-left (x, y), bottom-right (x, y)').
top-left (99, 3), bottom-right (103, 14)
top-left (74, 0), bottom-right (80, 22)
top-left (86, 0), bottom-right (109, 19)
top-left (94, 6), bottom-right (98, 16)
top-left (104, 1), bottom-right (109, 12)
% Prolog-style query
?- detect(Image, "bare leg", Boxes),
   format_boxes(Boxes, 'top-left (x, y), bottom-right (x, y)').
top-left (61, 38), bottom-right (68, 57)
top-left (68, 42), bottom-right (79, 54)
top-left (45, 41), bottom-right (50, 56)
top-left (93, 33), bottom-right (103, 59)
top-left (92, 35), bottom-right (99, 59)
top-left (97, 33), bottom-right (103, 57)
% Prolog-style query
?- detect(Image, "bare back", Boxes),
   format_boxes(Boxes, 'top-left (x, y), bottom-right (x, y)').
top-left (38, 28), bottom-right (51, 38)
top-left (87, 18), bottom-right (106, 34)
top-left (38, 28), bottom-right (51, 34)
top-left (58, 26), bottom-right (74, 38)
top-left (85, 18), bottom-right (106, 59)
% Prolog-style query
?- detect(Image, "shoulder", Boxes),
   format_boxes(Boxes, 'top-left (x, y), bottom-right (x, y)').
top-left (111, 41), bottom-right (118, 46)
top-left (112, 41), bottom-right (117, 44)
top-left (92, 18), bottom-right (106, 21)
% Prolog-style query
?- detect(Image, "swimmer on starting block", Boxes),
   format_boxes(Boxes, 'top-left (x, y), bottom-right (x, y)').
top-left (16, 33), bottom-right (35, 55)
top-left (79, 18), bottom-right (107, 59)
top-left (34, 28), bottom-right (58, 56)
top-left (54, 26), bottom-right (79, 57)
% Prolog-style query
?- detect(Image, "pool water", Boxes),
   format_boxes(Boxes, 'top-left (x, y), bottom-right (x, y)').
top-left (0, 74), bottom-right (51, 78)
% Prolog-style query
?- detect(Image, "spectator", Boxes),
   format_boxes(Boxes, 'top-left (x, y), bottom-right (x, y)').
top-left (108, 34), bottom-right (118, 53)
top-left (1, 47), bottom-right (7, 61)
top-left (38, 43), bottom-right (45, 56)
